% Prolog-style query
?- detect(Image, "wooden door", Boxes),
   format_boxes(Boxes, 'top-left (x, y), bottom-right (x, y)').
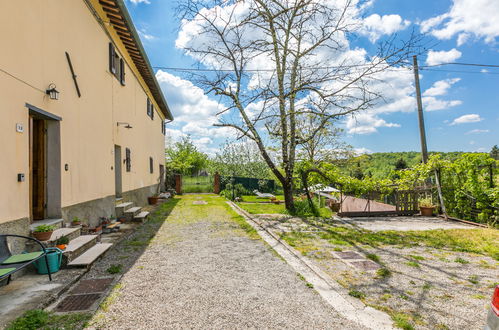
top-left (30, 118), bottom-right (46, 220)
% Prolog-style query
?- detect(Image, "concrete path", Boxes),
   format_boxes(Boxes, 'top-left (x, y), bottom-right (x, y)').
top-left (88, 195), bottom-right (360, 329)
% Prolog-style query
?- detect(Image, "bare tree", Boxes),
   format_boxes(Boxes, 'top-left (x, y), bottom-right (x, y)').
top-left (177, 0), bottom-right (421, 211)
top-left (296, 115), bottom-right (352, 165)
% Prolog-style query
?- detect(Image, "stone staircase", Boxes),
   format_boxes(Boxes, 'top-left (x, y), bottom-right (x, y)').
top-left (29, 223), bottom-right (112, 269)
top-left (115, 200), bottom-right (150, 223)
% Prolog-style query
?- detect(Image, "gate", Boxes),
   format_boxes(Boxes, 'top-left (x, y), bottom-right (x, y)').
top-left (181, 175), bottom-right (214, 193)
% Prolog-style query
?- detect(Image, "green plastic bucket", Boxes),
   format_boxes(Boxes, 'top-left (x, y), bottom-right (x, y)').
top-left (34, 247), bottom-right (63, 274)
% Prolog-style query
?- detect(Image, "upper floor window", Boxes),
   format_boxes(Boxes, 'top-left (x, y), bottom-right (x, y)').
top-left (109, 43), bottom-right (125, 86)
top-left (146, 98), bottom-right (154, 120)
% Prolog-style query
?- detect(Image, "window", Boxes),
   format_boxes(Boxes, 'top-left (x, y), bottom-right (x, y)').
top-left (109, 43), bottom-right (125, 85)
top-left (146, 98), bottom-right (154, 120)
top-left (125, 148), bottom-right (131, 172)
top-left (161, 120), bottom-right (165, 135)
top-left (149, 157), bottom-right (154, 174)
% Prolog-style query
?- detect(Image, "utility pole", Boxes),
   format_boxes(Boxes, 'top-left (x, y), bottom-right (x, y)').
top-left (413, 55), bottom-right (429, 164)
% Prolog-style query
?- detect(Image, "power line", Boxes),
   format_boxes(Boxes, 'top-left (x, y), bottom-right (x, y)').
top-left (421, 62), bottom-right (499, 69)
top-left (420, 68), bottom-right (499, 75)
top-left (0, 67), bottom-right (46, 94)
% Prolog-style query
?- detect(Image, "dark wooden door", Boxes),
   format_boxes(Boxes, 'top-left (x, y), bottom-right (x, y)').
top-left (31, 118), bottom-right (46, 220)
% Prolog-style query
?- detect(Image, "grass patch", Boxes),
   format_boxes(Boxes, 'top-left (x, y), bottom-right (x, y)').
top-left (237, 203), bottom-right (287, 215)
top-left (405, 261), bottom-right (420, 268)
top-left (7, 310), bottom-right (91, 330)
top-left (106, 264), bottom-right (123, 274)
top-left (454, 257), bottom-right (469, 264)
top-left (409, 255), bottom-right (425, 261)
top-left (376, 268), bottom-right (391, 278)
top-left (306, 282), bottom-right (314, 288)
top-left (241, 195), bottom-right (285, 202)
top-left (348, 290), bottom-right (366, 299)
top-left (472, 294), bottom-right (486, 299)
top-left (366, 253), bottom-right (381, 263)
top-left (282, 223), bottom-right (499, 260)
top-left (422, 283), bottom-right (432, 290)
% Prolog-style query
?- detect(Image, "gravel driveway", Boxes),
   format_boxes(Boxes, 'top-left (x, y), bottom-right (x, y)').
top-left (88, 195), bottom-right (360, 329)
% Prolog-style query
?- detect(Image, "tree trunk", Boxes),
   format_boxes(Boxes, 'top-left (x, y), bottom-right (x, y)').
top-left (282, 179), bottom-right (295, 213)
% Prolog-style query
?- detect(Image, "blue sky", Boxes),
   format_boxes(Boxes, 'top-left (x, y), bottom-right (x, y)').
top-left (126, 0), bottom-right (498, 155)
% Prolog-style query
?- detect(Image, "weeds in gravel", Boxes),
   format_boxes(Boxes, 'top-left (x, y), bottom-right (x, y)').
top-left (409, 255), bottom-right (425, 261)
top-left (306, 282), bottom-right (314, 288)
top-left (366, 253), bottom-right (381, 263)
top-left (405, 261), bottom-right (420, 268)
top-left (391, 312), bottom-right (415, 330)
top-left (454, 257), bottom-right (469, 264)
top-left (376, 268), bottom-right (391, 278)
top-left (7, 309), bottom-right (91, 330)
top-left (472, 294), bottom-right (486, 299)
top-left (348, 290), bottom-right (366, 299)
top-left (422, 283), bottom-right (432, 290)
top-left (468, 275), bottom-right (480, 285)
top-left (107, 264), bottom-right (122, 274)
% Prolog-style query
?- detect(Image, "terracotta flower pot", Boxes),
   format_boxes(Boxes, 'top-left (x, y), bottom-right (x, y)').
top-left (420, 206), bottom-right (435, 217)
top-left (148, 196), bottom-right (159, 205)
top-left (32, 231), bottom-right (53, 241)
top-left (56, 244), bottom-right (67, 250)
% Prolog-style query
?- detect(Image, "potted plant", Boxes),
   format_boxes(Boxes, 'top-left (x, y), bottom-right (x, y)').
top-left (419, 197), bottom-right (436, 216)
top-left (32, 225), bottom-right (55, 241)
top-left (148, 194), bottom-right (159, 205)
top-left (71, 217), bottom-right (82, 227)
top-left (55, 236), bottom-right (69, 250)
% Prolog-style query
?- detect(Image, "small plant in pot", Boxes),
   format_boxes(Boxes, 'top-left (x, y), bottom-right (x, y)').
top-left (419, 197), bottom-right (436, 216)
top-left (32, 225), bottom-right (55, 241)
top-left (148, 194), bottom-right (159, 205)
top-left (55, 236), bottom-right (69, 250)
top-left (71, 217), bottom-right (82, 227)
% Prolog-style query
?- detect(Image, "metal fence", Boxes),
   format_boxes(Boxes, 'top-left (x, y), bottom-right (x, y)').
top-left (182, 175), bottom-right (214, 193)
top-left (220, 176), bottom-right (276, 193)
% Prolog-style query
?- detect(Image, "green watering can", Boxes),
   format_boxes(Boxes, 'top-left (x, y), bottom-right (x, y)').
top-left (34, 247), bottom-right (63, 274)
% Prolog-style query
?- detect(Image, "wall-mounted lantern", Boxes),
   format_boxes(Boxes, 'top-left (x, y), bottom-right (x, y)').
top-left (46, 83), bottom-right (59, 100)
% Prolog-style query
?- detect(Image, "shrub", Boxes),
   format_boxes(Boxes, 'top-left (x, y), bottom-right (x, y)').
top-left (220, 183), bottom-right (249, 200)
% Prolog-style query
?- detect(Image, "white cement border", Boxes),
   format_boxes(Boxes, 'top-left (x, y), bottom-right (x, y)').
top-left (228, 201), bottom-right (395, 330)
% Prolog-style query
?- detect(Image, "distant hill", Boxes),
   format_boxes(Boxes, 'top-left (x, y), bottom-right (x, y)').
top-left (337, 151), bottom-right (471, 179)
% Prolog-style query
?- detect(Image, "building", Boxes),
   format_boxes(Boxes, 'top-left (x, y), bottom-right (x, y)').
top-left (0, 0), bottom-right (173, 236)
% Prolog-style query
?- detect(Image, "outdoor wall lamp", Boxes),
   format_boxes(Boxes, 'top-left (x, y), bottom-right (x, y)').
top-left (46, 83), bottom-right (59, 100)
top-left (117, 122), bottom-right (133, 129)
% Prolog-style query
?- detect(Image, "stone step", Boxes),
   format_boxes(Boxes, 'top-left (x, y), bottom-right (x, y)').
top-left (133, 211), bottom-right (150, 223)
top-left (115, 202), bottom-right (134, 217)
top-left (63, 235), bottom-right (98, 263)
top-left (67, 243), bottom-right (113, 267)
top-left (42, 227), bottom-right (81, 243)
top-left (124, 207), bottom-right (141, 221)
top-left (30, 218), bottom-right (64, 231)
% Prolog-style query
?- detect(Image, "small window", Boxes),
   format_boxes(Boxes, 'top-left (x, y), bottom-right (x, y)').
top-left (109, 43), bottom-right (125, 85)
top-left (161, 120), bottom-right (165, 135)
top-left (125, 148), bottom-right (131, 172)
top-left (149, 157), bottom-right (154, 174)
top-left (146, 98), bottom-right (154, 120)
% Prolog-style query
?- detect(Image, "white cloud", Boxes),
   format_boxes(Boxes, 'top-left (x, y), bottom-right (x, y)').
top-left (423, 97), bottom-right (462, 111)
top-left (346, 112), bottom-right (400, 135)
top-left (450, 114), bottom-right (483, 125)
top-left (354, 147), bottom-right (373, 155)
top-left (420, 0), bottom-right (499, 45)
top-left (466, 129), bottom-right (489, 134)
top-left (426, 49), bottom-right (462, 66)
top-left (139, 30), bottom-right (156, 41)
top-left (423, 78), bottom-right (460, 97)
top-left (156, 70), bottom-right (234, 147)
top-left (362, 14), bottom-right (410, 42)
top-left (129, 0), bottom-right (150, 4)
